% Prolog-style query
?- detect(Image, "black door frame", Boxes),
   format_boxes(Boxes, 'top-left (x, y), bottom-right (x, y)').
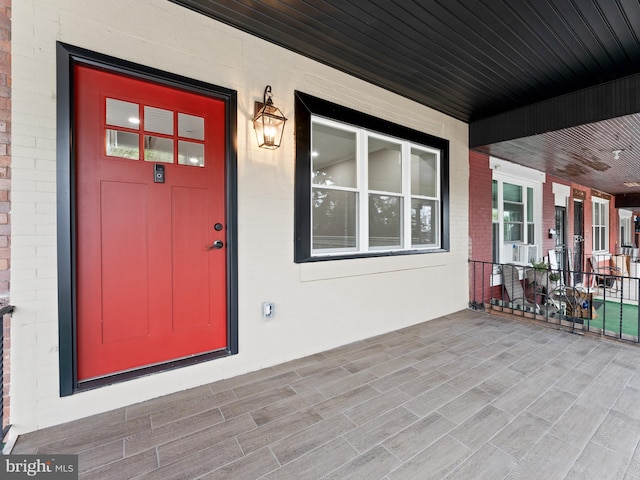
top-left (56, 43), bottom-right (239, 395)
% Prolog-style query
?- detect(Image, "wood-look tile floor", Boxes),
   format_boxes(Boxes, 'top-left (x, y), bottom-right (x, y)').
top-left (12, 309), bottom-right (640, 479)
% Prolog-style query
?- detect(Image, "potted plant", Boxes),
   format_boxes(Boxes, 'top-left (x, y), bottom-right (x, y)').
top-left (527, 259), bottom-right (549, 284)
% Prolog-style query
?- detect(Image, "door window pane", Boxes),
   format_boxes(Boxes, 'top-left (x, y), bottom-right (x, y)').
top-left (106, 130), bottom-right (139, 159)
top-left (106, 98), bottom-right (139, 129)
top-left (412, 198), bottom-right (438, 246)
top-left (144, 106), bottom-right (173, 135)
top-left (178, 113), bottom-right (204, 140)
top-left (368, 137), bottom-right (402, 193)
top-left (144, 136), bottom-right (173, 163)
top-left (178, 141), bottom-right (204, 167)
top-left (411, 148), bottom-right (437, 197)
top-left (369, 194), bottom-right (402, 247)
top-left (312, 123), bottom-right (357, 188)
top-left (312, 189), bottom-right (357, 250)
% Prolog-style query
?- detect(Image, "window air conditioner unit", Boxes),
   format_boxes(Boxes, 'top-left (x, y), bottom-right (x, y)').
top-left (512, 244), bottom-right (538, 264)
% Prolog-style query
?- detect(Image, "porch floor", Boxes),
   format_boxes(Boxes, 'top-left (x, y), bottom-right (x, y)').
top-left (11, 309), bottom-right (640, 479)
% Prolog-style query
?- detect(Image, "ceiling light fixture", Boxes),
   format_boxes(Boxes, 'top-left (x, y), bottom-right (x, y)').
top-left (252, 85), bottom-right (287, 149)
top-left (612, 149), bottom-right (622, 160)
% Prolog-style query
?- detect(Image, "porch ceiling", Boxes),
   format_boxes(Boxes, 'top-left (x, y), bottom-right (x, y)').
top-left (170, 0), bottom-right (640, 203)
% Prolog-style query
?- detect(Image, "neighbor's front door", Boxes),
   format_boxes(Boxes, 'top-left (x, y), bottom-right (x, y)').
top-left (75, 64), bottom-right (228, 381)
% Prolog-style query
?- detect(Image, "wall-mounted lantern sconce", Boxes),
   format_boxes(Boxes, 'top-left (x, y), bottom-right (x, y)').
top-left (252, 85), bottom-right (287, 149)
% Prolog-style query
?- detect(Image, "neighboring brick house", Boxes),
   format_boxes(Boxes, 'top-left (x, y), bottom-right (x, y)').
top-left (469, 150), bottom-right (624, 302)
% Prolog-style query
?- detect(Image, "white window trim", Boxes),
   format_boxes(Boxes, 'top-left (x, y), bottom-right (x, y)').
top-left (310, 116), bottom-right (442, 257)
top-left (491, 157), bottom-right (545, 265)
top-left (552, 182), bottom-right (570, 207)
top-left (620, 209), bottom-right (633, 247)
top-left (592, 197), bottom-right (609, 254)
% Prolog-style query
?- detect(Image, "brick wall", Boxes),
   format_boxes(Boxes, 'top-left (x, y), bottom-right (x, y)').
top-left (468, 151), bottom-right (493, 306)
top-left (468, 150), bottom-right (492, 262)
top-left (0, 0), bottom-right (9, 433)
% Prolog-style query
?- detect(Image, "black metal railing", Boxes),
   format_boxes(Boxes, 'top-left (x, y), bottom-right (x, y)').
top-left (1, 304), bottom-right (14, 443)
top-left (469, 259), bottom-right (640, 344)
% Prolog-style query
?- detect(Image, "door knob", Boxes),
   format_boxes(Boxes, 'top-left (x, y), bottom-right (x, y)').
top-left (208, 240), bottom-right (224, 250)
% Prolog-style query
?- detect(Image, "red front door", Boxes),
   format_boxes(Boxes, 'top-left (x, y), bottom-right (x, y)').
top-left (75, 65), bottom-right (228, 381)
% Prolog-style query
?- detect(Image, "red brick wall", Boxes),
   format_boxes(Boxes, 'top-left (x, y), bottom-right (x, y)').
top-left (541, 177), bottom-right (557, 259)
top-left (0, 0), bottom-right (10, 433)
top-left (609, 196), bottom-right (619, 253)
top-left (468, 151), bottom-right (493, 306)
top-left (468, 150), bottom-right (492, 262)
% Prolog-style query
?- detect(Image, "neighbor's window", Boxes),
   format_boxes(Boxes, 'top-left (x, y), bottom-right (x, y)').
top-left (592, 197), bottom-right (609, 253)
top-left (620, 209), bottom-right (632, 246)
top-left (490, 158), bottom-right (544, 265)
top-left (295, 91), bottom-right (448, 262)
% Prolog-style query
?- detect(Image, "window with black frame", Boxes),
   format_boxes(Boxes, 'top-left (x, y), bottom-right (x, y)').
top-left (294, 91), bottom-right (449, 263)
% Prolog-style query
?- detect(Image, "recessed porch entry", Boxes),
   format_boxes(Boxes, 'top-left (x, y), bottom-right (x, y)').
top-left (74, 64), bottom-right (228, 381)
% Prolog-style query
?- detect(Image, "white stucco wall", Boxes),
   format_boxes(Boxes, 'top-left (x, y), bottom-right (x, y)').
top-left (9, 0), bottom-right (469, 435)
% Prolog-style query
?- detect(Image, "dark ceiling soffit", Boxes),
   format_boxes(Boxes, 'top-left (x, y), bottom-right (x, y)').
top-left (615, 194), bottom-right (640, 209)
top-left (470, 72), bottom-right (640, 149)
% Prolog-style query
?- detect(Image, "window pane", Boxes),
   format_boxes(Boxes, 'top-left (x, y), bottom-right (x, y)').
top-left (369, 194), bottom-right (402, 247)
top-left (144, 106), bottom-right (173, 135)
top-left (504, 222), bottom-right (523, 242)
top-left (312, 123), bottom-right (356, 188)
top-left (106, 130), bottom-right (139, 159)
top-left (106, 98), bottom-right (139, 129)
top-left (594, 226), bottom-right (602, 251)
top-left (504, 202), bottom-right (523, 222)
top-left (503, 183), bottom-right (522, 202)
top-left (178, 113), bottom-right (204, 140)
top-left (144, 136), bottom-right (173, 163)
top-left (312, 189), bottom-right (357, 250)
top-left (411, 148), bottom-right (437, 197)
top-left (178, 141), bottom-right (204, 167)
top-left (368, 137), bottom-right (402, 193)
top-left (527, 224), bottom-right (535, 245)
top-left (492, 222), bottom-right (499, 264)
top-left (492, 180), bottom-right (498, 222)
top-left (598, 203), bottom-right (604, 224)
top-left (527, 187), bottom-right (533, 222)
top-left (412, 198), bottom-right (438, 246)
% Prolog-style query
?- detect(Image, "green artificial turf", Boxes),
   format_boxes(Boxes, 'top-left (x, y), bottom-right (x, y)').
top-left (589, 300), bottom-right (640, 337)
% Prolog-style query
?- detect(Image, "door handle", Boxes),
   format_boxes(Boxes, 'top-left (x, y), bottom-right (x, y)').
top-left (207, 240), bottom-right (224, 250)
